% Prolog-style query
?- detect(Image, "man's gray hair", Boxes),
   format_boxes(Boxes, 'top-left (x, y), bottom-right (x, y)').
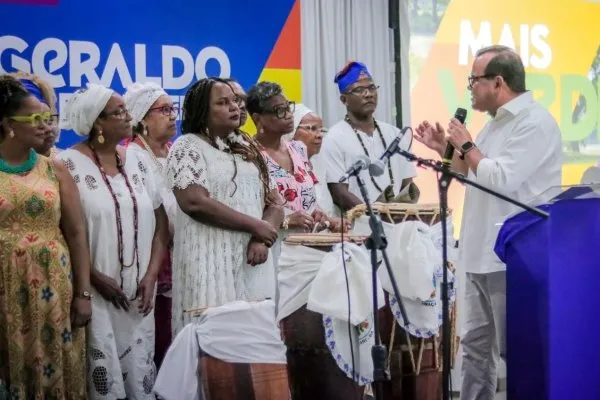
top-left (476, 45), bottom-right (526, 94)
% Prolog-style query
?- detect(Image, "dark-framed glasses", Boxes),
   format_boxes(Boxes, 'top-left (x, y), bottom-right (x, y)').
top-left (9, 112), bottom-right (59, 127)
top-left (346, 84), bottom-right (379, 96)
top-left (266, 101), bottom-right (295, 119)
top-left (101, 107), bottom-right (130, 120)
top-left (467, 74), bottom-right (497, 89)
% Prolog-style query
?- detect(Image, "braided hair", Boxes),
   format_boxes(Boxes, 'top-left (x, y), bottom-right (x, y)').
top-left (0, 75), bottom-right (31, 141)
top-left (182, 77), bottom-right (272, 202)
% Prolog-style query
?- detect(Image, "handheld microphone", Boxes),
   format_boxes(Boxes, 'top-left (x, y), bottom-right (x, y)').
top-left (442, 108), bottom-right (468, 167)
top-left (338, 155), bottom-right (371, 183)
top-left (369, 127), bottom-right (410, 177)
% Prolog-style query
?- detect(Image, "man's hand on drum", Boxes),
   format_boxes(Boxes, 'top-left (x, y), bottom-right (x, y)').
top-left (287, 211), bottom-right (315, 231)
top-left (328, 217), bottom-right (351, 233)
top-left (246, 238), bottom-right (269, 266)
top-left (414, 120), bottom-right (447, 156)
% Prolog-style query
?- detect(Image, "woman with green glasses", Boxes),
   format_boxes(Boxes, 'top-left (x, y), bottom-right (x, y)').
top-left (8, 71), bottom-right (61, 157)
top-left (0, 75), bottom-right (92, 398)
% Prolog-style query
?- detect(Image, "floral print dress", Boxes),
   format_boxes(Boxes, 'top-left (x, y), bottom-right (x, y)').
top-left (262, 140), bottom-right (319, 213)
top-left (0, 156), bottom-right (86, 399)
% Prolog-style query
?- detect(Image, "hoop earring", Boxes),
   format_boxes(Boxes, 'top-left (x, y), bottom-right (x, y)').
top-left (97, 129), bottom-right (105, 144)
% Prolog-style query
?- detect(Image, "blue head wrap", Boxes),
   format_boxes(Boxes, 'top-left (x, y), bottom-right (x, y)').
top-left (18, 79), bottom-right (47, 105)
top-left (334, 61), bottom-right (373, 93)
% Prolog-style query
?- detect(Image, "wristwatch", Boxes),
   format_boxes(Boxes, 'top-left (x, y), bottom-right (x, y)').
top-left (459, 141), bottom-right (476, 160)
top-left (75, 291), bottom-right (93, 300)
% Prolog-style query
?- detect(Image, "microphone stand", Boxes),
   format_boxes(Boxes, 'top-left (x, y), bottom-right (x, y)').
top-left (392, 148), bottom-right (549, 400)
top-left (347, 171), bottom-right (410, 400)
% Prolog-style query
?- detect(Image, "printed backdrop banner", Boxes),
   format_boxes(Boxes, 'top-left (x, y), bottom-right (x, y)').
top-left (0, 0), bottom-right (301, 146)
top-left (408, 0), bottom-right (600, 230)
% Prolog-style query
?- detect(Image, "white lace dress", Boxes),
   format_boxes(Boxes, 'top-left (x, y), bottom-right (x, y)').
top-left (57, 148), bottom-right (162, 400)
top-left (166, 134), bottom-right (276, 335)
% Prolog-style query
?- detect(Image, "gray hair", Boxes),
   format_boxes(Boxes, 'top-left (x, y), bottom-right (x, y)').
top-left (476, 45), bottom-right (526, 94)
top-left (246, 81), bottom-right (282, 114)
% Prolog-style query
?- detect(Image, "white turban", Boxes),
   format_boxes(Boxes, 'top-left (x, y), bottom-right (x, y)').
top-left (60, 83), bottom-right (114, 136)
top-left (123, 82), bottom-right (168, 125)
top-left (282, 103), bottom-right (315, 141)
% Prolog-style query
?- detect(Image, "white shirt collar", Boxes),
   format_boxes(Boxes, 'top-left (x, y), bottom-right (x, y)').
top-left (494, 91), bottom-right (533, 120)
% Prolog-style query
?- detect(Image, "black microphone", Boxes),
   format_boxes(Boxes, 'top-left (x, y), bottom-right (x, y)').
top-left (338, 155), bottom-right (371, 183)
top-left (368, 127), bottom-right (410, 177)
top-left (442, 108), bottom-right (468, 167)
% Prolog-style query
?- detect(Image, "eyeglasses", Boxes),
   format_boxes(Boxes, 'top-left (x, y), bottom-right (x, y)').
top-left (467, 74), bottom-right (497, 89)
top-left (9, 112), bottom-right (59, 127)
top-left (100, 107), bottom-right (130, 120)
top-left (148, 105), bottom-right (180, 117)
top-left (297, 124), bottom-right (328, 134)
top-left (265, 101), bottom-right (295, 119)
top-left (346, 85), bottom-right (379, 96)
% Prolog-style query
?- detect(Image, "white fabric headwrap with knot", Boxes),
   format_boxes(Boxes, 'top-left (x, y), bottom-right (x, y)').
top-left (60, 83), bottom-right (114, 136)
top-left (123, 82), bottom-right (168, 125)
top-left (282, 103), bottom-right (314, 142)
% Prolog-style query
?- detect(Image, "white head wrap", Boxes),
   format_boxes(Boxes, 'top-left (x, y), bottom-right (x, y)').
top-left (282, 103), bottom-right (315, 141)
top-left (60, 83), bottom-right (114, 136)
top-left (123, 82), bottom-right (168, 125)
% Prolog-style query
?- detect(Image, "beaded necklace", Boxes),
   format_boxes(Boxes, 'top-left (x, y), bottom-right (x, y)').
top-left (135, 135), bottom-right (165, 173)
top-left (0, 149), bottom-right (38, 174)
top-left (344, 115), bottom-right (394, 193)
top-left (88, 143), bottom-right (140, 300)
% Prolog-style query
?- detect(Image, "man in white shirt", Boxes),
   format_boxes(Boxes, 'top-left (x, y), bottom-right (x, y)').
top-left (321, 61), bottom-right (416, 212)
top-left (415, 45), bottom-right (562, 399)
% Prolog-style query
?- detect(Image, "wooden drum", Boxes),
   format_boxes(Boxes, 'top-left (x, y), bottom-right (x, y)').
top-left (347, 203), bottom-right (458, 400)
top-left (346, 202), bottom-right (445, 226)
top-left (280, 233), bottom-right (367, 400)
top-left (198, 351), bottom-right (289, 400)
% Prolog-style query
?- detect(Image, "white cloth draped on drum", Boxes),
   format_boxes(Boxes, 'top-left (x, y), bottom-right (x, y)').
top-left (352, 215), bottom-right (457, 338)
top-left (277, 240), bottom-right (383, 384)
top-left (307, 242), bottom-right (384, 324)
top-left (154, 300), bottom-right (286, 400)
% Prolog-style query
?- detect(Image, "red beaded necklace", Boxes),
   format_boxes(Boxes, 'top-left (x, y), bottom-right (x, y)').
top-left (88, 142), bottom-right (140, 300)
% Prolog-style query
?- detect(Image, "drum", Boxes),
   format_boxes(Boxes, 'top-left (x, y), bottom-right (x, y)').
top-left (347, 203), bottom-right (459, 400)
top-left (280, 233), bottom-right (367, 400)
top-left (192, 300), bottom-right (290, 400)
top-left (198, 352), bottom-right (289, 400)
top-left (346, 202), bottom-right (445, 226)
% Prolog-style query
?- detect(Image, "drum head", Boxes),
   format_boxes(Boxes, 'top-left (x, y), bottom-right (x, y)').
top-left (283, 233), bottom-right (367, 247)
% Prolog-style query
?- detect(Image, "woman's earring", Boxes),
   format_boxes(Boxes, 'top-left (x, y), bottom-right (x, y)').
top-left (97, 129), bottom-right (105, 144)
top-left (143, 124), bottom-right (149, 136)
top-left (8, 130), bottom-right (15, 139)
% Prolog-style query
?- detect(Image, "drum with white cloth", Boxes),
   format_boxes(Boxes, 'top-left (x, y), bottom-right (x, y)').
top-left (278, 233), bottom-right (376, 400)
top-left (348, 203), bottom-right (459, 400)
top-left (154, 300), bottom-right (289, 400)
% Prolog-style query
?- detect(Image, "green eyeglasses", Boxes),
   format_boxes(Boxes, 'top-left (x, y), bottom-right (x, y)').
top-left (9, 112), bottom-right (59, 127)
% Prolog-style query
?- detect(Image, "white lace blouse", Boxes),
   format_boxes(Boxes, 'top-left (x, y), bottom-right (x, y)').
top-left (166, 134), bottom-right (276, 335)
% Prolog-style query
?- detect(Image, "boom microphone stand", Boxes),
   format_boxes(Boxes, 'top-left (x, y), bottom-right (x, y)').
top-left (392, 148), bottom-right (549, 400)
top-left (342, 170), bottom-right (410, 400)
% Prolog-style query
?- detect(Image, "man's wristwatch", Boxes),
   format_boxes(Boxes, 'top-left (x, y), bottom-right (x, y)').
top-left (459, 141), bottom-right (476, 160)
top-left (75, 291), bottom-right (93, 300)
